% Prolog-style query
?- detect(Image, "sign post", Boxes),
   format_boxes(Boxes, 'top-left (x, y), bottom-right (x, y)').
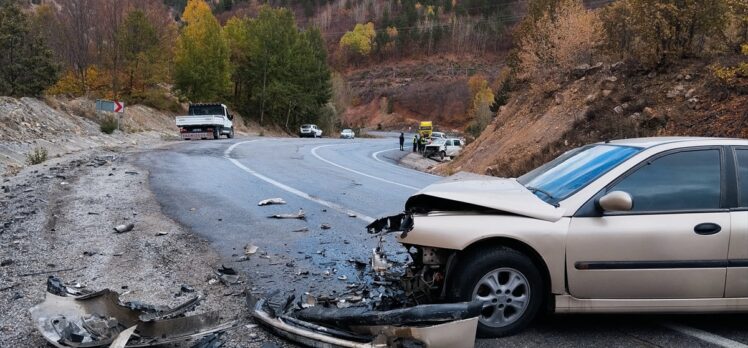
top-left (95, 99), bottom-right (125, 131)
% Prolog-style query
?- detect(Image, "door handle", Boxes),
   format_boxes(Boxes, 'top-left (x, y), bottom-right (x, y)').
top-left (694, 223), bottom-right (721, 235)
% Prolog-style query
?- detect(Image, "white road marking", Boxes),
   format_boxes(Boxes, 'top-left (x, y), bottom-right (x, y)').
top-left (663, 323), bottom-right (748, 348)
top-left (311, 144), bottom-right (421, 191)
top-left (224, 141), bottom-right (375, 223)
top-left (371, 147), bottom-right (441, 178)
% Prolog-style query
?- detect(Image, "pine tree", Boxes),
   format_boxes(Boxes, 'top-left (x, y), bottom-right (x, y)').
top-left (0, 2), bottom-right (58, 97)
top-left (117, 10), bottom-right (160, 95)
top-left (229, 6), bottom-right (331, 130)
top-left (174, 0), bottom-right (230, 101)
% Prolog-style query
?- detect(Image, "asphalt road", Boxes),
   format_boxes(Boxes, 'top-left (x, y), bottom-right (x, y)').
top-left (138, 135), bottom-right (748, 348)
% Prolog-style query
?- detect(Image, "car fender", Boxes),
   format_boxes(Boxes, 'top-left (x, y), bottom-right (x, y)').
top-left (399, 213), bottom-right (570, 295)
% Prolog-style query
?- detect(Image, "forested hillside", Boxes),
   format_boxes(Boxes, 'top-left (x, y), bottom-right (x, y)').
top-left (4, 0), bottom-right (611, 134)
top-left (2, 0), bottom-right (746, 146)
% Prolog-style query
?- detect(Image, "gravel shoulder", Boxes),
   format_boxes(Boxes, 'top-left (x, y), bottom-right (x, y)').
top-left (0, 142), bottom-right (279, 347)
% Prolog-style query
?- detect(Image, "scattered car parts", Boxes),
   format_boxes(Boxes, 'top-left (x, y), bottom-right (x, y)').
top-left (268, 209), bottom-right (306, 220)
top-left (258, 198), bottom-right (287, 206)
top-left (29, 277), bottom-right (235, 347)
top-left (249, 294), bottom-right (481, 348)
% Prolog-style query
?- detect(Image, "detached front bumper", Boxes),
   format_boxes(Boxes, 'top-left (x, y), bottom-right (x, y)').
top-left (249, 296), bottom-right (481, 348)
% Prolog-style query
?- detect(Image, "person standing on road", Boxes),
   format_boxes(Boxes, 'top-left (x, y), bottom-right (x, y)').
top-left (419, 135), bottom-right (427, 154)
top-left (413, 134), bottom-right (419, 152)
top-left (399, 133), bottom-right (405, 151)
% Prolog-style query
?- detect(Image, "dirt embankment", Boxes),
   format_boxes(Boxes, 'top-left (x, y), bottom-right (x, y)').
top-left (341, 55), bottom-right (502, 132)
top-left (0, 96), bottom-right (259, 176)
top-left (438, 56), bottom-right (748, 177)
top-left (0, 97), bottom-right (175, 176)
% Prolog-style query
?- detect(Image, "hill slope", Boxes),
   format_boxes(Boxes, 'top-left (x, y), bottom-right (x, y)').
top-left (439, 55), bottom-right (748, 177)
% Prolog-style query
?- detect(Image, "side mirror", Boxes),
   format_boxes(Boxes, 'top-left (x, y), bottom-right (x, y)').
top-left (598, 191), bottom-right (633, 212)
top-left (227, 114), bottom-right (234, 120)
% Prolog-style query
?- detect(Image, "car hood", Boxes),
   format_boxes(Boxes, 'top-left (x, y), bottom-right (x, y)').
top-left (407, 172), bottom-right (564, 222)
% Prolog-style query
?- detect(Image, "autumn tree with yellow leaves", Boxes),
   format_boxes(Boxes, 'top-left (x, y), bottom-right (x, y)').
top-left (466, 75), bottom-right (495, 138)
top-left (339, 22), bottom-right (376, 58)
top-left (174, 0), bottom-right (230, 101)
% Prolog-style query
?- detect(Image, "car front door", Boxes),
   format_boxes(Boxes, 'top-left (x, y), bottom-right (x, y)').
top-left (567, 147), bottom-right (730, 299)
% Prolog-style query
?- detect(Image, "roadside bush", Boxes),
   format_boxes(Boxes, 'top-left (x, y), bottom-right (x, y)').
top-left (100, 115), bottom-right (118, 134)
top-left (516, 0), bottom-right (602, 83)
top-left (26, 147), bottom-right (48, 165)
top-left (127, 89), bottom-right (183, 113)
top-left (601, 0), bottom-right (730, 68)
top-left (709, 44), bottom-right (748, 88)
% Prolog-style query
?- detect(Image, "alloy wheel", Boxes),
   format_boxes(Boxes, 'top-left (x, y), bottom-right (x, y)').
top-left (472, 268), bottom-right (531, 327)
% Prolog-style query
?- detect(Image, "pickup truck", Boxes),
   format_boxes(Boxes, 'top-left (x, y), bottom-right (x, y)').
top-left (176, 103), bottom-right (234, 140)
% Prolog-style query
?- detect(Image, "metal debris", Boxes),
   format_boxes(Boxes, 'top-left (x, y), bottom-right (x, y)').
top-left (29, 277), bottom-right (235, 348)
top-left (244, 244), bottom-right (259, 255)
top-left (249, 295), bottom-right (480, 348)
top-left (268, 209), bottom-right (305, 220)
top-left (292, 227), bottom-right (309, 233)
top-left (216, 265), bottom-right (240, 285)
top-left (113, 223), bottom-right (134, 233)
top-left (258, 198), bottom-right (287, 206)
top-left (320, 223), bottom-right (331, 230)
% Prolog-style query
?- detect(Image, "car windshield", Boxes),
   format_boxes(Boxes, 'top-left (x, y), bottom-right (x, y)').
top-left (517, 144), bottom-right (641, 204)
top-left (430, 139), bottom-right (446, 145)
top-left (301, 124), bottom-right (311, 129)
top-left (342, 129), bottom-right (352, 133)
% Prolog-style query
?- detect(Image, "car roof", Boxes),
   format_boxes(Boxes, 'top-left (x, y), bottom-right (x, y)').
top-left (600, 137), bottom-right (748, 148)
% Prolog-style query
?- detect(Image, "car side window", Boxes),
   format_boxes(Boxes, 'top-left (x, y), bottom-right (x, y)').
top-left (609, 149), bottom-right (721, 212)
top-left (735, 149), bottom-right (748, 207)
top-left (454, 140), bottom-right (462, 146)
top-left (445, 140), bottom-right (452, 146)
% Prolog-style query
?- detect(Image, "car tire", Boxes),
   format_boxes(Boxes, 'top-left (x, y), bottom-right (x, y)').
top-left (227, 127), bottom-right (234, 139)
top-left (440, 151), bottom-right (446, 160)
top-left (213, 127), bottom-right (220, 140)
top-left (449, 246), bottom-right (544, 338)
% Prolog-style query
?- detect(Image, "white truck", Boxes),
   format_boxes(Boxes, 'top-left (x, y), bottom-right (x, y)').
top-left (176, 103), bottom-right (234, 140)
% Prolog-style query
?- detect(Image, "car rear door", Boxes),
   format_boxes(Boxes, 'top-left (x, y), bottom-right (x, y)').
top-left (447, 139), bottom-right (462, 156)
top-left (567, 147), bottom-right (730, 299)
top-left (727, 147), bottom-right (748, 297)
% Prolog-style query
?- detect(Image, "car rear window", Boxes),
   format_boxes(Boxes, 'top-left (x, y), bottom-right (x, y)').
top-left (189, 105), bottom-right (223, 116)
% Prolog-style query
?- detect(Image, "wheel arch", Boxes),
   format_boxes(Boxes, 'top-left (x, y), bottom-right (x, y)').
top-left (452, 236), bottom-right (554, 312)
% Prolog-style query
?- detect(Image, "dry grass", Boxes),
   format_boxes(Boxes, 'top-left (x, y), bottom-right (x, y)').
top-left (26, 147), bottom-right (48, 165)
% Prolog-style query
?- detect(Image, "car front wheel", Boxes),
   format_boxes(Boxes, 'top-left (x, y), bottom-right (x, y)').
top-left (449, 246), bottom-right (543, 337)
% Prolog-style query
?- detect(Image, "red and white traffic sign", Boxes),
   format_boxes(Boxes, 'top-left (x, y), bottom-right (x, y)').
top-left (95, 99), bottom-right (125, 113)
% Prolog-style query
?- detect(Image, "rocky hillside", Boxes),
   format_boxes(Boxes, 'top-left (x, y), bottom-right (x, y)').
top-left (339, 54), bottom-right (501, 131)
top-left (438, 54), bottom-right (748, 177)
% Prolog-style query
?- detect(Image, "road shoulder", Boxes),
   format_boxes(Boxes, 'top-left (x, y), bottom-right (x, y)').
top-left (0, 145), bottom-right (271, 347)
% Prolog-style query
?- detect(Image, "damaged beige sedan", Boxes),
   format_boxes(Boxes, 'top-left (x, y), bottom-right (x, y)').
top-left (373, 137), bottom-right (748, 337)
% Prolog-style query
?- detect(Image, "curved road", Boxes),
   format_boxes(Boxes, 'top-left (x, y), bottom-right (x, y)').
top-left (138, 136), bottom-right (748, 348)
